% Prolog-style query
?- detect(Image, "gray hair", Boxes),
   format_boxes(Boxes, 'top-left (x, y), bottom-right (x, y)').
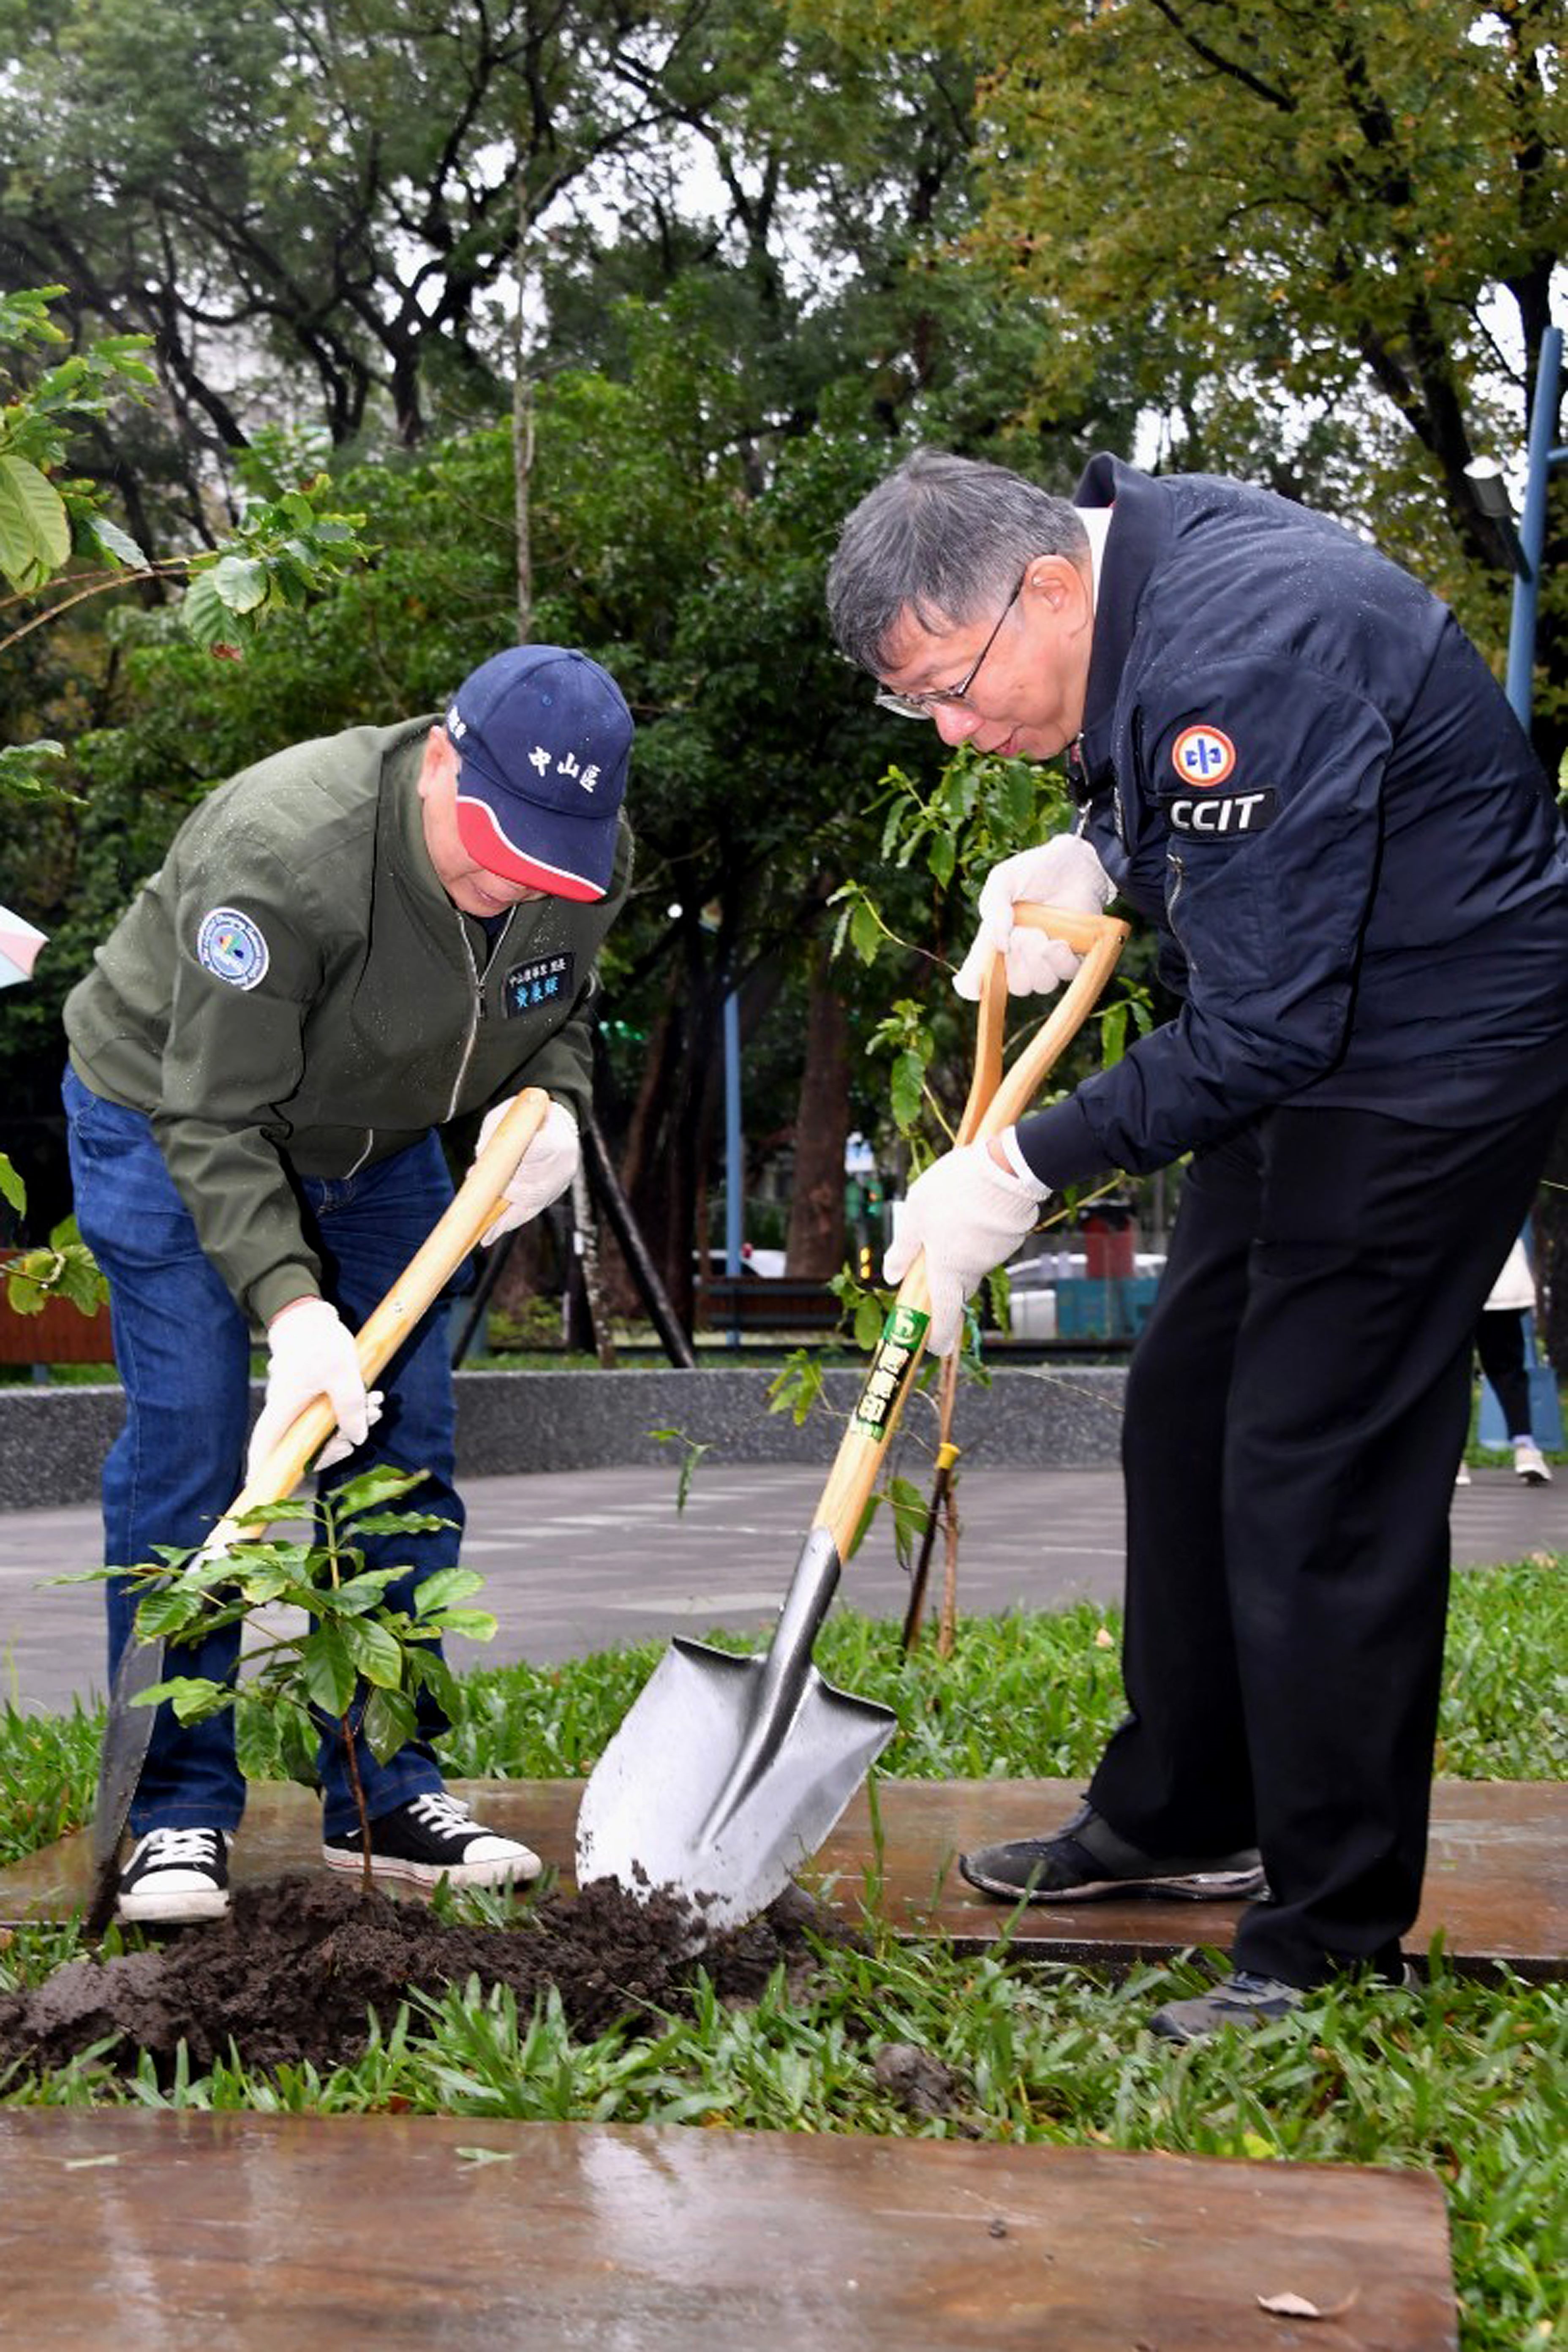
top-left (828, 447), bottom-right (1088, 674)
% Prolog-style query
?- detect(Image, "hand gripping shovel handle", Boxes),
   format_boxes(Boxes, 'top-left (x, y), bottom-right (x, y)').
top-left (85, 1088), bottom-right (551, 1915)
top-left (209, 1087), bottom-right (551, 1539)
top-left (813, 904), bottom-right (1128, 1559)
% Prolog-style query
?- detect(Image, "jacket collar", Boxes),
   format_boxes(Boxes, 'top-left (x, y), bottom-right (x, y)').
top-left (1073, 454), bottom-right (1172, 789)
top-left (384, 716), bottom-right (465, 921)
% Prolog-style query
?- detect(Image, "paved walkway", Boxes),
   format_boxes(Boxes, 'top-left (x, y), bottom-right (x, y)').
top-left (0, 1461), bottom-right (1559, 1718)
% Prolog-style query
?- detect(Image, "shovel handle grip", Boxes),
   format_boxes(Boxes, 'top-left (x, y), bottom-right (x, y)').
top-left (814, 906), bottom-right (1127, 1555)
top-left (215, 1086), bottom-right (551, 1535)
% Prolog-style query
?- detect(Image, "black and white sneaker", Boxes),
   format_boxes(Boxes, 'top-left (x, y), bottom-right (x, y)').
top-left (321, 1791), bottom-right (542, 1891)
top-left (117, 1827), bottom-right (232, 1925)
top-left (958, 1801), bottom-right (1266, 1905)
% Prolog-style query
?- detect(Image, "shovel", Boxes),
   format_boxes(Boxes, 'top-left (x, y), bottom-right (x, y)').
top-left (84, 1086), bottom-right (551, 1933)
top-left (575, 904), bottom-right (1130, 1934)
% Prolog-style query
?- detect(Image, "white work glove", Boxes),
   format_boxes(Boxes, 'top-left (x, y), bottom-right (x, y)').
top-left (476, 1097), bottom-right (580, 1246)
top-left (884, 1141), bottom-right (1049, 1356)
top-left (953, 834), bottom-right (1114, 1000)
top-left (246, 1297), bottom-right (381, 1483)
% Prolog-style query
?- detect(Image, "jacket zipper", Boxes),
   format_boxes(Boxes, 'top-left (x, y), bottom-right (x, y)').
top-left (1167, 852), bottom-right (1188, 951)
top-left (444, 910), bottom-right (512, 1122)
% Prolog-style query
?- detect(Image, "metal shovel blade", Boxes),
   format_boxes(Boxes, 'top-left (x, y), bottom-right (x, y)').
top-left (575, 1530), bottom-right (897, 1936)
top-left (91, 1631), bottom-right (171, 1873)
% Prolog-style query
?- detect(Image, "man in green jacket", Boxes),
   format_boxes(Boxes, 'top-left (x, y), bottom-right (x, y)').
top-left (64, 645), bottom-right (634, 1925)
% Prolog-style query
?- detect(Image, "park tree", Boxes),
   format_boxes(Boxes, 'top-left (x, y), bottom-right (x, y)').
top-left (3, 4), bottom-right (1150, 1323)
top-left (803, 0), bottom-right (1564, 710)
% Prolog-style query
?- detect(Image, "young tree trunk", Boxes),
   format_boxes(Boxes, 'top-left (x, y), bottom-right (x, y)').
top-left (512, 164), bottom-right (533, 643)
top-left (784, 939), bottom-right (850, 1279)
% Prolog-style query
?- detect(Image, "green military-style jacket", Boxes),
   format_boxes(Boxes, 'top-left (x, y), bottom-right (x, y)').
top-left (65, 717), bottom-right (633, 1327)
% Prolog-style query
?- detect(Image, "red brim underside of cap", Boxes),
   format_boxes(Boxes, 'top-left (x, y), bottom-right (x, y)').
top-left (456, 797), bottom-right (605, 901)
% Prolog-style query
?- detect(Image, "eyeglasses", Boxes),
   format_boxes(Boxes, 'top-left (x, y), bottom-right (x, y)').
top-left (872, 568), bottom-right (1027, 720)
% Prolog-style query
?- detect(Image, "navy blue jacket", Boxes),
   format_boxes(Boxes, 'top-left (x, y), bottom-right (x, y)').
top-left (1017, 455), bottom-right (1568, 1190)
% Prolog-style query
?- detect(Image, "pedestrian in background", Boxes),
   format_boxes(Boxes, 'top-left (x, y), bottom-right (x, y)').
top-left (1456, 1234), bottom-right (1553, 1487)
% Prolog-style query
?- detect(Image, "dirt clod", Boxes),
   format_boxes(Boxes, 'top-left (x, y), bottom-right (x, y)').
top-left (872, 2038), bottom-right (962, 2118)
top-left (0, 1872), bottom-right (856, 2085)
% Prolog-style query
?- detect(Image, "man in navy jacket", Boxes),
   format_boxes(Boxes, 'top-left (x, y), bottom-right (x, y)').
top-left (828, 448), bottom-right (1568, 2041)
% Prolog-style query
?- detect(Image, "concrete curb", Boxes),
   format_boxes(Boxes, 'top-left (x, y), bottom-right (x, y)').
top-left (0, 1362), bottom-right (1128, 1512)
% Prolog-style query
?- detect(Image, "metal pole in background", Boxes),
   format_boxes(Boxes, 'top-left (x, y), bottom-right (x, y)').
top-left (1497, 324), bottom-right (1565, 1445)
top-left (1505, 324), bottom-right (1565, 728)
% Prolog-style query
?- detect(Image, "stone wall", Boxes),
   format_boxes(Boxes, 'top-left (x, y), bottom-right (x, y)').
top-left (0, 1361), bottom-right (1127, 1512)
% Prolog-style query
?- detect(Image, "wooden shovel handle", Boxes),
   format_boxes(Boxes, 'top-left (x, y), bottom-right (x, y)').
top-left (815, 906), bottom-right (1128, 1555)
top-left (214, 1087), bottom-right (551, 1538)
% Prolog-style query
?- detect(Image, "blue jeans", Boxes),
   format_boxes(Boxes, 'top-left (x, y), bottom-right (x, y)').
top-left (63, 1065), bottom-right (468, 1839)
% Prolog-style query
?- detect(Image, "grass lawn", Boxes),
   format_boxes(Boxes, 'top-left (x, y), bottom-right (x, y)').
top-left (2, 1557), bottom-right (1564, 2350)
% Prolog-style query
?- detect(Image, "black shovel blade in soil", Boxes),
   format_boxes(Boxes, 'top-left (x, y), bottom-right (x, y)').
top-left (575, 1527), bottom-right (898, 1937)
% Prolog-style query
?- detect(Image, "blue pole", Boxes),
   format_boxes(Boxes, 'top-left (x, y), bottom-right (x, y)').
top-left (1504, 325), bottom-right (1564, 727)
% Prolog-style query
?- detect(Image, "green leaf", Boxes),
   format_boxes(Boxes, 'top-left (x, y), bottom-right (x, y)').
top-left (133, 1587), bottom-right (207, 1640)
top-left (333, 1465), bottom-right (430, 1513)
top-left (889, 1048), bottom-right (926, 1132)
top-left (765, 1352), bottom-right (823, 1427)
top-left (0, 1154), bottom-right (25, 1216)
top-left (341, 1617), bottom-right (404, 1688)
top-left (134, 1675), bottom-right (234, 1723)
top-left (347, 1510), bottom-right (452, 1537)
top-left (853, 1292), bottom-right (885, 1351)
top-left (302, 1626), bottom-right (357, 1717)
top-left (81, 514), bottom-right (147, 569)
top-left (0, 453), bottom-right (71, 590)
top-left (331, 1568), bottom-right (407, 1613)
top-left (235, 1560), bottom-right (303, 1606)
top-left (210, 553), bottom-right (270, 613)
top-left (849, 896), bottom-right (882, 966)
top-left (277, 1704), bottom-right (321, 1791)
top-left (407, 1654), bottom-right (460, 1718)
top-left (424, 1608), bottom-right (496, 1642)
top-left (361, 1686), bottom-right (418, 1764)
top-left (179, 569), bottom-right (244, 652)
top-left (411, 1568), bottom-right (485, 1618)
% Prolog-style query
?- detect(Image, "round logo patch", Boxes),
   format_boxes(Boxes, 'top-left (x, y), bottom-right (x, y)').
top-left (1171, 724), bottom-right (1236, 788)
top-left (195, 906), bottom-right (270, 990)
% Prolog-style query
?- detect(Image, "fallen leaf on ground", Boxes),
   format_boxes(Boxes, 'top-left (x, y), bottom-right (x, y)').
top-left (1257, 2288), bottom-right (1360, 2320)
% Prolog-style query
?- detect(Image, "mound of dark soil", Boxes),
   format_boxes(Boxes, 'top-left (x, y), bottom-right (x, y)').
top-left (0, 1873), bottom-right (853, 2085)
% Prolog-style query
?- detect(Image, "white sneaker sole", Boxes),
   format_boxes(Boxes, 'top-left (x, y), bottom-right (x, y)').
top-left (117, 1885), bottom-right (231, 1925)
top-left (320, 1845), bottom-right (543, 1891)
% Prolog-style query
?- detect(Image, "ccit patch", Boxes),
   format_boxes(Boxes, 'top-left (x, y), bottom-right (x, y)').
top-left (1167, 789), bottom-right (1278, 837)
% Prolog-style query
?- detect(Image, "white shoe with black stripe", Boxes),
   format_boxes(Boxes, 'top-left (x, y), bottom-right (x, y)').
top-left (117, 1827), bottom-right (232, 1924)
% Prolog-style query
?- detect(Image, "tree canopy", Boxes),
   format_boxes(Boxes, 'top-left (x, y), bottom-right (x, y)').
top-left (2, 0), bottom-right (1562, 1323)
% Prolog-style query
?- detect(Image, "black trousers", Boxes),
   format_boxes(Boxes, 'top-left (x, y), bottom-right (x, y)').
top-left (1087, 1089), bottom-right (1565, 1986)
top-left (1474, 1308), bottom-right (1532, 1441)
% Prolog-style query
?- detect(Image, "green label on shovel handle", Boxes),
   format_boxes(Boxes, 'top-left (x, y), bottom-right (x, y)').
top-left (851, 1303), bottom-right (931, 1440)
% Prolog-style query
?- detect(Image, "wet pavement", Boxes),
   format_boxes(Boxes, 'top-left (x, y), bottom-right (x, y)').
top-left (1, 1458), bottom-right (1559, 1719)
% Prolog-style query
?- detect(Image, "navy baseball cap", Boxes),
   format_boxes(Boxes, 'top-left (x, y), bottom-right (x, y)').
top-left (446, 645), bottom-right (633, 901)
